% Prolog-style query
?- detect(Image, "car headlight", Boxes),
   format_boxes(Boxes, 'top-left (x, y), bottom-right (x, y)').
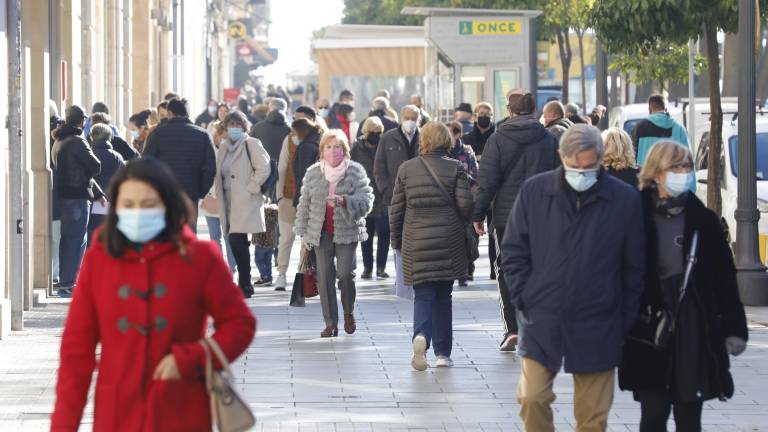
top-left (758, 200), bottom-right (768, 213)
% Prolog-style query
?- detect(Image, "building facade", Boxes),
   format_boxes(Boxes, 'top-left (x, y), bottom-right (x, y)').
top-left (1, 0), bottom-right (235, 338)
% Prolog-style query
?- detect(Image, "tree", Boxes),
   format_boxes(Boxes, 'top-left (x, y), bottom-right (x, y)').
top-left (609, 43), bottom-right (707, 93)
top-left (543, 1), bottom-right (573, 104)
top-left (593, 0), bottom-right (768, 216)
top-left (342, 0), bottom-right (542, 26)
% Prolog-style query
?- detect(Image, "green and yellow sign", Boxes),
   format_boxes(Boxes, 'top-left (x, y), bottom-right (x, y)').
top-left (459, 20), bottom-right (521, 36)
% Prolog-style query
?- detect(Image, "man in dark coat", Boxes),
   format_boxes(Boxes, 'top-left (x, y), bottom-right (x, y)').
top-left (250, 98), bottom-right (292, 162)
top-left (461, 102), bottom-right (496, 157)
top-left (90, 112), bottom-right (139, 161)
top-left (501, 124), bottom-right (645, 431)
top-left (373, 105), bottom-right (421, 209)
top-left (472, 89), bottom-right (560, 352)
top-left (542, 100), bottom-right (574, 141)
top-left (86, 123), bottom-right (126, 245)
top-left (52, 105), bottom-right (103, 297)
top-left (356, 96), bottom-right (399, 139)
top-left (144, 98), bottom-right (216, 232)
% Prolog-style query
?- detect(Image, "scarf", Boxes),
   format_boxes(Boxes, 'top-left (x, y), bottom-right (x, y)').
top-left (321, 158), bottom-right (349, 196)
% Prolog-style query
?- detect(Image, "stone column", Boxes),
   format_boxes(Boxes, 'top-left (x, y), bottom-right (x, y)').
top-left (104, 0), bottom-right (123, 123)
top-left (131, 0), bottom-right (151, 112)
top-left (22, 0), bottom-right (52, 302)
top-left (60, 0), bottom-right (82, 106)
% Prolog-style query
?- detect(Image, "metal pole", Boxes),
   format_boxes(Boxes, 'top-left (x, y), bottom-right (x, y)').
top-left (735, 0), bottom-right (768, 305)
top-left (7, 0), bottom-right (25, 330)
top-left (688, 39), bottom-right (696, 144)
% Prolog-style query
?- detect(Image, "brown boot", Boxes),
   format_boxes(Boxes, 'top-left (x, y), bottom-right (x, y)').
top-left (344, 313), bottom-right (356, 334)
top-left (320, 325), bottom-right (338, 338)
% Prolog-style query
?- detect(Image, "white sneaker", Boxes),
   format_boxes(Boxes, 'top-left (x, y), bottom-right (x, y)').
top-left (435, 356), bottom-right (453, 368)
top-left (411, 335), bottom-right (428, 371)
top-left (275, 273), bottom-right (287, 290)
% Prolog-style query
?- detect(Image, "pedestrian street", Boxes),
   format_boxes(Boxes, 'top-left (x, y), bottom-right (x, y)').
top-left (1, 230), bottom-right (767, 431)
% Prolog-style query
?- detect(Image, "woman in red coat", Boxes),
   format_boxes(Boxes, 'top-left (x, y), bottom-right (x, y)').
top-left (51, 158), bottom-right (257, 431)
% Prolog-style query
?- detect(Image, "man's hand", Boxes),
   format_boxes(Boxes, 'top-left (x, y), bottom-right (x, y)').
top-left (473, 221), bottom-right (486, 236)
top-left (153, 354), bottom-right (181, 380)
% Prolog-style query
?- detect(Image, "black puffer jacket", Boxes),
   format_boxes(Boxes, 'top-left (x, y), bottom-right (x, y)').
top-left (110, 135), bottom-right (140, 161)
top-left (91, 139), bottom-right (126, 200)
top-left (143, 117), bottom-right (216, 201)
top-left (351, 137), bottom-right (384, 217)
top-left (250, 111), bottom-right (291, 162)
top-left (390, 152), bottom-right (474, 285)
top-left (374, 128), bottom-right (420, 208)
top-left (472, 115), bottom-right (560, 230)
top-left (619, 189), bottom-right (748, 400)
top-left (53, 125), bottom-right (103, 200)
top-left (292, 132), bottom-right (321, 207)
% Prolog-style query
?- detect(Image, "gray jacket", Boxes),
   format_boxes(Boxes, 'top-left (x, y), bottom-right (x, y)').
top-left (373, 127), bottom-right (420, 207)
top-left (294, 161), bottom-right (374, 246)
top-left (500, 168), bottom-right (645, 373)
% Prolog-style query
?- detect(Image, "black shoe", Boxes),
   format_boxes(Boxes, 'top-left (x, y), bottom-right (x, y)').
top-left (58, 288), bottom-right (72, 298)
top-left (240, 284), bottom-right (254, 298)
top-left (376, 269), bottom-right (390, 279)
top-left (361, 268), bottom-right (373, 280)
top-left (467, 275), bottom-right (474, 281)
top-left (458, 279), bottom-right (468, 287)
top-left (254, 276), bottom-right (273, 286)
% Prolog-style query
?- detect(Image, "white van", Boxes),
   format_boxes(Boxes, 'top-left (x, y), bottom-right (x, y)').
top-left (608, 103), bottom-right (684, 136)
top-left (693, 116), bottom-right (768, 261)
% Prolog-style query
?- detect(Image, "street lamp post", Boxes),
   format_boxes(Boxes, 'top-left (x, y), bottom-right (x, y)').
top-left (735, 0), bottom-right (768, 305)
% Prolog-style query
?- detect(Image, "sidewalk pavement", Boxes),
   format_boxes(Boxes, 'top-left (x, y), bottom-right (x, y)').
top-left (1, 229), bottom-right (767, 431)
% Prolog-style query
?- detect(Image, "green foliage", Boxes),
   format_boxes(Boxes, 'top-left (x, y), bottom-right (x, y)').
top-left (592, 0), bottom-right (767, 55)
top-left (341, 0), bottom-right (542, 26)
top-left (609, 43), bottom-right (707, 90)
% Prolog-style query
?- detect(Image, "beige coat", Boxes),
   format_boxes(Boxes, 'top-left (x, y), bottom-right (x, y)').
top-left (214, 135), bottom-right (271, 235)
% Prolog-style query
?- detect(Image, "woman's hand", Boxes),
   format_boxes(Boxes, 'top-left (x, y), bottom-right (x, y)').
top-left (326, 195), bottom-right (346, 208)
top-left (726, 336), bottom-right (747, 356)
top-left (153, 354), bottom-right (181, 380)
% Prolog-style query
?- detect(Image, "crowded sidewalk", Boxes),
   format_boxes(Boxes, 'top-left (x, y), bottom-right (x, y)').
top-left (1, 229), bottom-right (767, 432)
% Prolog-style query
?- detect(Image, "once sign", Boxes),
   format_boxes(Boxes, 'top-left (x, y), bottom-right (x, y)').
top-left (458, 20), bottom-right (521, 36)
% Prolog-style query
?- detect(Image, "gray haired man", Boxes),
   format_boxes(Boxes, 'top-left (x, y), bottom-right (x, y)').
top-left (500, 124), bottom-right (645, 431)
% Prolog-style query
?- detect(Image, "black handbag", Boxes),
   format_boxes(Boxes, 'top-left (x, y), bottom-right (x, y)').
top-left (628, 231), bottom-right (699, 350)
top-left (419, 157), bottom-right (479, 262)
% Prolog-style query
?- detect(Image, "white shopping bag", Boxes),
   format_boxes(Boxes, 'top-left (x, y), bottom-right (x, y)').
top-left (393, 249), bottom-right (413, 300)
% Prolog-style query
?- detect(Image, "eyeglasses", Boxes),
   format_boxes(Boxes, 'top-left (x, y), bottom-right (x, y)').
top-left (670, 163), bottom-right (693, 170)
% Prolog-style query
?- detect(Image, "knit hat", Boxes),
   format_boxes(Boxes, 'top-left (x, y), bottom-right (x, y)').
top-left (455, 103), bottom-right (473, 114)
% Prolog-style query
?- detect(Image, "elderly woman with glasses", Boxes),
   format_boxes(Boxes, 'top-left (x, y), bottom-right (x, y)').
top-left (619, 141), bottom-right (748, 432)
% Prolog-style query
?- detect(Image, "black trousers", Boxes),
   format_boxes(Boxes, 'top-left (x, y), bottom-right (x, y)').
top-left (494, 227), bottom-right (517, 336)
top-left (361, 214), bottom-right (390, 271)
top-left (637, 390), bottom-right (703, 432)
top-left (488, 212), bottom-right (497, 279)
top-left (228, 233), bottom-right (252, 288)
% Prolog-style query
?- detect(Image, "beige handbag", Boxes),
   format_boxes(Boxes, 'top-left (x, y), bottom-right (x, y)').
top-left (199, 338), bottom-right (256, 432)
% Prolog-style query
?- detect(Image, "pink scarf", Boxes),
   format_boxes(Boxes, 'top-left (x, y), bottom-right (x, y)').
top-left (321, 159), bottom-right (349, 195)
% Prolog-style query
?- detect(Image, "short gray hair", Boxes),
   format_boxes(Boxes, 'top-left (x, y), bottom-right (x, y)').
top-left (371, 96), bottom-right (390, 111)
top-left (401, 104), bottom-right (420, 120)
top-left (559, 124), bottom-right (604, 159)
top-left (268, 98), bottom-right (287, 112)
top-left (89, 123), bottom-right (112, 142)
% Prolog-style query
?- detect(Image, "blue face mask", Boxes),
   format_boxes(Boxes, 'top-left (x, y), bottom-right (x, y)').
top-left (130, 130), bottom-right (141, 140)
top-left (664, 171), bottom-right (692, 197)
top-left (564, 167), bottom-right (599, 192)
top-left (228, 128), bottom-right (244, 142)
top-left (117, 208), bottom-right (166, 243)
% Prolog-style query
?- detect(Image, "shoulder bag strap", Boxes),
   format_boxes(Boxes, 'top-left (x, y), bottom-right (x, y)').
top-left (419, 157), bottom-right (463, 222)
top-left (198, 339), bottom-right (214, 392)
top-left (242, 138), bottom-right (256, 174)
top-left (677, 230), bottom-right (700, 306)
top-left (202, 337), bottom-right (234, 377)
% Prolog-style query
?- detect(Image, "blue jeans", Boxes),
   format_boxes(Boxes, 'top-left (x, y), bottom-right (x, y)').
top-left (254, 247), bottom-right (273, 279)
top-left (413, 281), bottom-right (454, 357)
top-left (205, 216), bottom-right (236, 272)
top-left (59, 199), bottom-right (90, 289)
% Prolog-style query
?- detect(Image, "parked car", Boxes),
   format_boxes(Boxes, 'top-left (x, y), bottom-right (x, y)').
top-left (608, 103), bottom-right (684, 136)
top-left (693, 115), bottom-right (768, 263)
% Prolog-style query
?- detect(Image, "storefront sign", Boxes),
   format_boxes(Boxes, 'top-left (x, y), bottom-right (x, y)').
top-left (459, 20), bottom-right (521, 36)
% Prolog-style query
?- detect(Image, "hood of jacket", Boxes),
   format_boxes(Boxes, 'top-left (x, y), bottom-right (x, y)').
top-left (92, 139), bottom-right (113, 151)
top-left (54, 124), bottom-right (83, 141)
top-left (547, 117), bottom-right (573, 130)
top-left (266, 110), bottom-right (287, 125)
top-left (497, 114), bottom-right (549, 144)
top-left (647, 112), bottom-right (677, 129)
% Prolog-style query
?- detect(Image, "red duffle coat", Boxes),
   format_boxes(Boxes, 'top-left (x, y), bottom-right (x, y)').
top-left (51, 227), bottom-right (256, 431)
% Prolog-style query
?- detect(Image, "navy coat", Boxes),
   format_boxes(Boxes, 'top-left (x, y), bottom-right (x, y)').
top-left (500, 167), bottom-right (645, 373)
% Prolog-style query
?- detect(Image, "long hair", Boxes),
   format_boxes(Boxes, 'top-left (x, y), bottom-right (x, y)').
top-left (601, 127), bottom-right (636, 170)
top-left (98, 157), bottom-right (193, 258)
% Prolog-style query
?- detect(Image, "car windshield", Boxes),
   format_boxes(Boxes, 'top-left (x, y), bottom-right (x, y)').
top-left (623, 119), bottom-right (642, 135)
top-left (729, 133), bottom-right (768, 180)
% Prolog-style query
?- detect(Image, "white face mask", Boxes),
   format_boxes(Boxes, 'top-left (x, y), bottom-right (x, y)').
top-left (664, 171), bottom-right (692, 197)
top-left (402, 120), bottom-right (417, 135)
top-left (564, 167), bottom-right (600, 192)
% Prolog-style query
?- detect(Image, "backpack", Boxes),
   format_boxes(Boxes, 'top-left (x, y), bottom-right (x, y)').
top-left (243, 140), bottom-right (279, 195)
